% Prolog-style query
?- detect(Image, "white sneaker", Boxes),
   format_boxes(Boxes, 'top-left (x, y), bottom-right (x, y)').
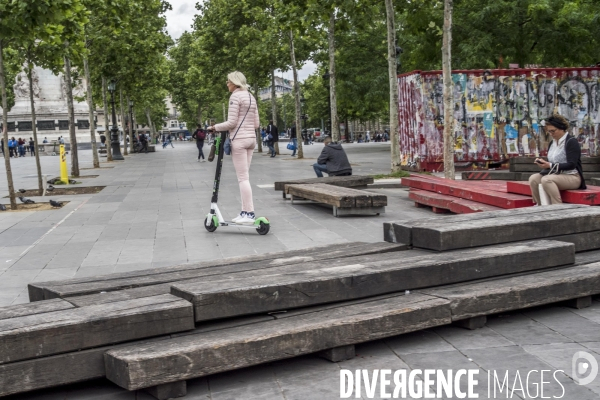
top-left (232, 212), bottom-right (245, 223)
top-left (237, 214), bottom-right (256, 225)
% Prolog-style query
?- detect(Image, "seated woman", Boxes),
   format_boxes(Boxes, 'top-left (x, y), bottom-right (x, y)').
top-left (528, 114), bottom-right (586, 205)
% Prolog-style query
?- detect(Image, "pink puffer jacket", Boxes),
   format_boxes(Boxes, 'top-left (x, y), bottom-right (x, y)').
top-left (214, 89), bottom-right (260, 140)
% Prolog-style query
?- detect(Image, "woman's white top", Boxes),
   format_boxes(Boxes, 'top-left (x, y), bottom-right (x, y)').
top-left (547, 134), bottom-right (578, 175)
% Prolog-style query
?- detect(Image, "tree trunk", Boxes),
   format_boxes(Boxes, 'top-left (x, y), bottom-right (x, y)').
top-left (197, 103), bottom-right (202, 125)
top-left (442, 0), bottom-right (455, 179)
top-left (0, 42), bottom-right (17, 210)
top-left (270, 70), bottom-right (279, 155)
top-left (328, 10), bottom-right (340, 142)
top-left (145, 109), bottom-right (155, 139)
top-left (127, 95), bottom-right (133, 154)
top-left (119, 88), bottom-right (127, 156)
top-left (63, 55), bottom-right (79, 177)
top-left (83, 57), bottom-right (99, 168)
top-left (102, 77), bottom-right (112, 161)
top-left (27, 64), bottom-right (44, 195)
top-left (289, 30), bottom-right (304, 159)
top-left (385, 0), bottom-right (401, 172)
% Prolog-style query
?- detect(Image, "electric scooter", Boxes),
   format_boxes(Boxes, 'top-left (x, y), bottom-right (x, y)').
top-left (204, 131), bottom-right (270, 235)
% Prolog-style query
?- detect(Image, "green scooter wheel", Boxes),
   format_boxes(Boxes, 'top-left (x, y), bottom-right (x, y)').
top-left (256, 221), bottom-right (270, 235)
top-left (204, 216), bottom-right (217, 232)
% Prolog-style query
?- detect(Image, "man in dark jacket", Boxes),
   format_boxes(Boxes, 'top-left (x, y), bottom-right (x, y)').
top-left (313, 137), bottom-right (352, 177)
top-left (266, 120), bottom-right (278, 157)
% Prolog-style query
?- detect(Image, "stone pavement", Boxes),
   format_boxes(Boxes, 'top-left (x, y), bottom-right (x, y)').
top-left (1, 142), bottom-right (599, 399)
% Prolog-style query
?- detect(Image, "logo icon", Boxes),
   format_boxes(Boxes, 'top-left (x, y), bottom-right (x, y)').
top-left (572, 351), bottom-right (598, 385)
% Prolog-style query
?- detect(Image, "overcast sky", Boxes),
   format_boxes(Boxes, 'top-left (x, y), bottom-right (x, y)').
top-left (164, 0), bottom-right (317, 82)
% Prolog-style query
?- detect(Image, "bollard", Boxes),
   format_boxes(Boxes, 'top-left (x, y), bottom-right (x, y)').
top-left (60, 145), bottom-right (69, 185)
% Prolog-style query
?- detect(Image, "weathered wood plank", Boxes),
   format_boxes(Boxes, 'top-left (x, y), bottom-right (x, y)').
top-left (419, 262), bottom-right (600, 320)
top-left (0, 294), bottom-right (193, 364)
top-left (104, 293), bottom-right (451, 390)
top-left (286, 183), bottom-right (388, 209)
top-left (0, 312), bottom-right (277, 397)
top-left (550, 231), bottom-right (600, 252)
top-left (409, 190), bottom-right (501, 214)
top-left (286, 184), bottom-right (356, 207)
top-left (170, 240), bottom-right (574, 322)
top-left (32, 242), bottom-right (405, 301)
top-left (401, 176), bottom-right (534, 208)
top-left (507, 181), bottom-right (600, 205)
top-left (65, 244), bottom-right (411, 307)
top-left (382, 204), bottom-right (586, 244)
top-left (28, 242), bottom-right (370, 301)
top-left (462, 171), bottom-right (521, 181)
top-left (0, 298), bottom-right (74, 321)
top-left (274, 175), bottom-right (374, 191)
top-left (412, 207), bottom-right (600, 250)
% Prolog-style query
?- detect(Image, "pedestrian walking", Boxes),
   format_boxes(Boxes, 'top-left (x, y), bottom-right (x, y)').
top-left (192, 124), bottom-right (207, 162)
top-left (265, 120), bottom-right (278, 157)
top-left (261, 127), bottom-right (266, 147)
top-left (29, 137), bottom-right (35, 156)
top-left (207, 71), bottom-right (260, 224)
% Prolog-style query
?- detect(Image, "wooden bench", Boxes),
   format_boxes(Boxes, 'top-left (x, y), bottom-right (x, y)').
top-left (104, 257), bottom-right (600, 396)
top-left (383, 205), bottom-right (600, 251)
top-left (409, 189), bottom-right (502, 214)
top-left (286, 183), bottom-right (386, 216)
top-left (274, 175), bottom-right (374, 199)
top-left (170, 240), bottom-right (574, 322)
top-left (507, 180), bottom-right (600, 205)
top-left (28, 242), bottom-right (406, 302)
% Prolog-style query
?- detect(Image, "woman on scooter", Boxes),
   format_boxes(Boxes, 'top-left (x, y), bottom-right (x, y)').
top-left (208, 71), bottom-right (260, 225)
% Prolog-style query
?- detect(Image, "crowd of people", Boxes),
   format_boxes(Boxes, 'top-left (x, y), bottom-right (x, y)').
top-left (1, 137), bottom-right (36, 158)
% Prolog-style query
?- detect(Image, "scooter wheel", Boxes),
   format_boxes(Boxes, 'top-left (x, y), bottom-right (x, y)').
top-left (256, 222), bottom-right (270, 235)
top-left (204, 217), bottom-right (217, 232)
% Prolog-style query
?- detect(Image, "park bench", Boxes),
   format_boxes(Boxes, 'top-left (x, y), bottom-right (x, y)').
top-left (286, 183), bottom-right (386, 216)
top-left (104, 242), bottom-right (600, 398)
top-left (28, 242), bottom-right (406, 302)
top-left (274, 175), bottom-right (374, 199)
top-left (383, 204), bottom-right (600, 251)
top-left (8, 207), bottom-right (600, 399)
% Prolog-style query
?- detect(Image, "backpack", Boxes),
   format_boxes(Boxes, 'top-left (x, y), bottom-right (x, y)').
top-left (197, 130), bottom-right (206, 140)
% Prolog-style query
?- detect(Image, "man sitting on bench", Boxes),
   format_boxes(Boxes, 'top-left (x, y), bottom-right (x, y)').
top-left (313, 136), bottom-right (352, 178)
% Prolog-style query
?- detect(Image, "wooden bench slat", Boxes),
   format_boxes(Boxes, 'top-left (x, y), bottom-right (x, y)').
top-left (170, 240), bottom-right (574, 322)
top-left (419, 262), bottom-right (600, 321)
top-left (412, 207), bottom-right (600, 250)
top-left (274, 175), bottom-right (374, 191)
top-left (0, 294), bottom-right (193, 364)
top-left (382, 204), bottom-right (588, 245)
top-left (67, 244), bottom-right (410, 307)
top-left (105, 293), bottom-right (451, 390)
top-left (0, 298), bottom-right (74, 321)
top-left (30, 242), bottom-right (401, 301)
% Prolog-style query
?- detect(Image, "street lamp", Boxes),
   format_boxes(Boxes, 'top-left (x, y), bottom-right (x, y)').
top-left (107, 79), bottom-right (124, 160)
top-left (322, 71), bottom-right (332, 135)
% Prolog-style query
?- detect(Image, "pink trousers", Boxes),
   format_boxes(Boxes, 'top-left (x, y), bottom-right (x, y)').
top-left (231, 137), bottom-right (256, 212)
